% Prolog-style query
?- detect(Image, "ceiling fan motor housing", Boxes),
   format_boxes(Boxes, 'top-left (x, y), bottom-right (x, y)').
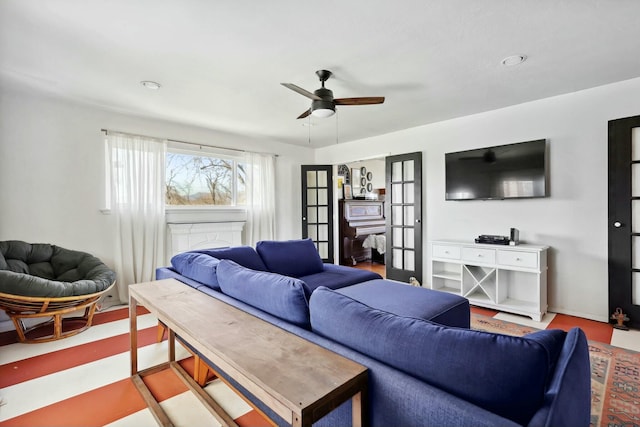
top-left (282, 69), bottom-right (383, 119)
top-left (312, 87), bottom-right (335, 114)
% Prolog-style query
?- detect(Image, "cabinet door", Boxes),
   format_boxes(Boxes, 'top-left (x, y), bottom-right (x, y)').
top-left (433, 244), bottom-right (461, 260)
top-left (496, 250), bottom-right (538, 269)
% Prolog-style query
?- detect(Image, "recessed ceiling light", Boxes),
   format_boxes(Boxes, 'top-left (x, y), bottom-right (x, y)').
top-left (501, 55), bottom-right (527, 66)
top-left (140, 80), bottom-right (161, 90)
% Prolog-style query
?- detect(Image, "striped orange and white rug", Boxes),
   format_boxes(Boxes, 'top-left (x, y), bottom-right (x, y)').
top-left (0, 306), bottom-right (270, 427)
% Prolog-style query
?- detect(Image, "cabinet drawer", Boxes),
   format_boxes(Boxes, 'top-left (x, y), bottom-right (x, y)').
top-left (497, 250), bottom-right (538, 269)
top-left (462, 247), bottom-right (496, 264)
top-left (433, 244), bottom-right (461, 260)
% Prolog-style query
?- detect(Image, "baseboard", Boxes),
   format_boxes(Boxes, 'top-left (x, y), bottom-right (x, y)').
top-left (548, 306), bottom-right (609, 323)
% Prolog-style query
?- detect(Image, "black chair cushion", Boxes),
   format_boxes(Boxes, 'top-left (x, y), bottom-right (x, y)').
top-left (0, 240), bottom-right (116, 297)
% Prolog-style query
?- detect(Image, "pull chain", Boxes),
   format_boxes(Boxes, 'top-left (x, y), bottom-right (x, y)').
top-left (335, 111), bottom-right (339, 145)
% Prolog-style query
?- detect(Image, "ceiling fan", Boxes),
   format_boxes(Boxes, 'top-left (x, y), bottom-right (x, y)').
top-left (281, 70), bottom-right (385, 119)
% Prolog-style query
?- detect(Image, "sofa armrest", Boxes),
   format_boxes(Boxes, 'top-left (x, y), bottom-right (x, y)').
top-left (527, 327), bottom-right (591, 427)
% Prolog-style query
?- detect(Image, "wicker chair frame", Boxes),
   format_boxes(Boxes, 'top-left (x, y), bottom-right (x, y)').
top-left (0, 281), bottom-right (115, 343)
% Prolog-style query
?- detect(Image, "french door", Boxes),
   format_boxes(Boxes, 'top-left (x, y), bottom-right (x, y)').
top-left (301, 165), bottom-right (334, 263)
top-left (385, 152), bottom-right (423, 283)
top-left (608, 115), bottom-right (640, 328)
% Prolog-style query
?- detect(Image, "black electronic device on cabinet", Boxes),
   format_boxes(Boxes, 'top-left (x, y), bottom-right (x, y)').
top-left (475, 235), bottom-right (510, 245)
top-left (509, 228), bottom-right (520, 245)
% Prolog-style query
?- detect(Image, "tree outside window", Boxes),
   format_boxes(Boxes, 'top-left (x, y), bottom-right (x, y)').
top-left (166, 152), bottom-right (246, 206)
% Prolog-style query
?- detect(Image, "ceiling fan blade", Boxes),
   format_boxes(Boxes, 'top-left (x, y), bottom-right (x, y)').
top-left (281, 83), bottom-right (322, 100)
top-left (334, 97), bottom-right (385, 105)
top-left (297, 109), bottom-right (312, 119)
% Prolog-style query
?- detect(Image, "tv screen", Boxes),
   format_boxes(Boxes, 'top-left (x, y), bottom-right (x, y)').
top-left (445, 139), bottom-right (547, 200)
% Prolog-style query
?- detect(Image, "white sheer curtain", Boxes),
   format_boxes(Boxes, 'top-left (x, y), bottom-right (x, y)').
top-left (107, 133), bottom-right (167, 303)
top-left (243, 152), bottom-right (276, 246)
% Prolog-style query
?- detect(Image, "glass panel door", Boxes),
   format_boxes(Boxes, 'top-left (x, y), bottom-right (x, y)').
top-left (608, 116), bottom-right (640, 328)
top-left (301, 165), bottom-right (334, 263)
top-left (385, 152), bottom-right (422, 283)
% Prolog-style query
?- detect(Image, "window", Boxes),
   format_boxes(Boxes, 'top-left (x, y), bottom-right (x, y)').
top-left (165, 147), bottom-right (246, 207)
top-left (105, 136), bottom-right (250, 215)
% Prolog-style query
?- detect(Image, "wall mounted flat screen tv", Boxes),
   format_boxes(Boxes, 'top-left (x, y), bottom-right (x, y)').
top-left (445, 139), bottom-right (547, 200)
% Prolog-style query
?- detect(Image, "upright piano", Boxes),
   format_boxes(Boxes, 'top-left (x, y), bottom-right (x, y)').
top-left (338, 199), bottom-right (386, 265)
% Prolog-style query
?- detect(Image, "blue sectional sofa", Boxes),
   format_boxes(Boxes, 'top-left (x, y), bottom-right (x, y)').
top-left (156, 238), bottom-right (591, 427)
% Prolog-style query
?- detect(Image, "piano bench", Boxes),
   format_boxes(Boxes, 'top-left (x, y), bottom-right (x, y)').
top-left (335, 279), bottom-right (470, 328)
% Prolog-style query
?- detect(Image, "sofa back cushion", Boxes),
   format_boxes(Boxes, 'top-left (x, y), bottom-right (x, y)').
top-left (256, 239), bottom-right (324, 277)
top-left (171, 252), bottom-right (221, 290)
top-left (309, 286), bottom-right (566, 426)
top-left (217, 260), bottom-right (311, 329)
top-left (194, 246), bottom-right (267, 271)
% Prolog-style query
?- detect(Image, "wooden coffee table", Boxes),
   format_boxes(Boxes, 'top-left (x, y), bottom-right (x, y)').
top-left (129, 279), bottom-right (368, 427)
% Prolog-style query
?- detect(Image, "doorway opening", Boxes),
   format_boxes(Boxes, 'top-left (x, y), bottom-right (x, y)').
top-left (335, 159), bottom-right (387, 272)
top-left (331, 151), bottom-right (423, 284)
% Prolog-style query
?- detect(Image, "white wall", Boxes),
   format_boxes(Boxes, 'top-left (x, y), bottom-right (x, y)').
top-left (316, 77), bottom-right (640, 322)
top-left (345, 159), bottom-right (385, 191)
top-left (0, 85), bottom-right (312, 285)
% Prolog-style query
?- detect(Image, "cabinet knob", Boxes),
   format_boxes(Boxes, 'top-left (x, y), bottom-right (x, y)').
top-left (477, 254), bottom-right (482, 257)
top-left (444, 251), bottom-right (449, 254)
top-left (516, 257), bottom-right (521, 261)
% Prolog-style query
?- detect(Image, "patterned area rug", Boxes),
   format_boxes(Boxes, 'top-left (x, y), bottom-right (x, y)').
top-left (471, 313), bottom-right (640, 427)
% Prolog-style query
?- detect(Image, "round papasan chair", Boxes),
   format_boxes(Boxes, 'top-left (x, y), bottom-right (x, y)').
top-left (0, 240), bottom-right (116, 343)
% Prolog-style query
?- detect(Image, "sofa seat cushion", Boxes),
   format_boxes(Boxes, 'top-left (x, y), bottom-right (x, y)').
top-left (171, 252), bottom-right (221, 290)
top-left (310, 287), bottom-right (565, 426)
top-left (336, 279), bottom-right (470, 328)
top-left (194, 246), bottom-right (267, 271)
top-left (300, 264), bottom-right (382, 292)
top-left (217, 260), bottom-right (312, 329)
top-left (256, 239), bottom-right (324, 277)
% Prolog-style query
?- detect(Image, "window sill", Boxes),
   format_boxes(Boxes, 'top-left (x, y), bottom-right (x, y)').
top-left (100, 207), bottom-right (247, 224)
top-left (166, 207), bottom-right (247, 224)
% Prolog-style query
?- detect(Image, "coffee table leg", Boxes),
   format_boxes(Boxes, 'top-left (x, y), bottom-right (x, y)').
top-left (130, 296), bottom-right (138, 376)
top-left (168, 329), bottom-right (175, 362)
top-left (352, 391), bottom-right (363, 427)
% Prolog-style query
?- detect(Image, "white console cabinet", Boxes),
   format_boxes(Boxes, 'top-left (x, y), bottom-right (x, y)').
top-left (430, 240), bottom-right (548, 321)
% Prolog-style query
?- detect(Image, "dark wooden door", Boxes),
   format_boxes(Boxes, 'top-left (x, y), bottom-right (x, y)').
top-left (608, 115), bottom-right (640, 328)
top-left (301, 165), bottom-right (334, 263)
top-left (385, 152), bottom-right (423, 283)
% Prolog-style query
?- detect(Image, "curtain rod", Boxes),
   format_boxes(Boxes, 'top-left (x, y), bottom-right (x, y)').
top-left (100, 128), bottom-right (279, 157)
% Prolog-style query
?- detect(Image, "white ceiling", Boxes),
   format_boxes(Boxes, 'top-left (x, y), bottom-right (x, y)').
top-left (2, 0), bottom-right (640, 148)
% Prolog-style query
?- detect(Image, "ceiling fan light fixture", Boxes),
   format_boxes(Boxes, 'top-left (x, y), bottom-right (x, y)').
top-left (311, 108), bottom-right (335, 118)
top-left (311, 97), bottom-right (335, 118)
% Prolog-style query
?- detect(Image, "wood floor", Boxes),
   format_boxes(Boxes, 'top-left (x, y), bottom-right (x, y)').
top-left (352, 260), bottom-right (386, 277)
